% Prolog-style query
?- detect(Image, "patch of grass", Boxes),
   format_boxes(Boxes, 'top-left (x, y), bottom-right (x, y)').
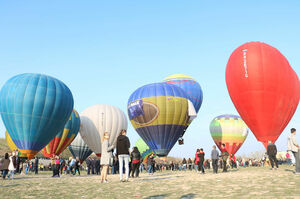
top-left (0, 166), bottom-right (299, 199)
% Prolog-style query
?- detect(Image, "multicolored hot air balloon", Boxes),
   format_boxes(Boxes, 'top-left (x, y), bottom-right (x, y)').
top-left (135, 138), bottom-right (156, 163)
top-left (210, 114), bottom-right (248, 155)
top-left (5, 131), bottom-right (27, 158)
top-left (68, 133), bottom-right (92, 163)
top-left (80, 104), bottom-right (128, 157)
top-left (163, 74), bottom-right (203, 113)
top-left (226, 42), bottom-right (300, 148)
top-left (41, 110), bottom-right (80, 157)
top-left (0, 73), bottom-right (74, 159)
top-left (128, 83), bottom-right (196, 157)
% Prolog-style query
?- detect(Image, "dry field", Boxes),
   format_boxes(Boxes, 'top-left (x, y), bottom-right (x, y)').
top-left (0, 166), bottom-right (299, 199)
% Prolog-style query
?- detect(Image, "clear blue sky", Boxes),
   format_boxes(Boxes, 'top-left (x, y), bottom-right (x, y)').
top-left (0, 1), bottom-right (300, 158)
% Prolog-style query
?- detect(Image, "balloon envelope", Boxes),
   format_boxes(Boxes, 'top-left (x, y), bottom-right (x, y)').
top-left (135, 138), bottom-right (156, 163)
top-left (163, 74), bottom-right (203, 113)
top-left (128, 82), bottom-right (193, 157)
top-left (0, 73), bottom-right (74, 159)
top-left (210, 114), bottom-right (248, 155)
top-left (5, 131), bottom-right (27, 158)
top-left (226, 42), bottom-right (300, 147)
top-left (80, 104), bottom-right (128, 156)
top-left (68, 133), bottom-right (92, 163)
top-left (41, 110), bottom-right (80, 157)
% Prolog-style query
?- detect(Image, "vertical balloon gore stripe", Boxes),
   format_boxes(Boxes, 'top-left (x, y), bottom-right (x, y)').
top-left (55, 134), bottom-right (76, 155)
top-left (41, 109), bottom-right (80, 158)
top-left (55, 129), bottom-right (70, 153)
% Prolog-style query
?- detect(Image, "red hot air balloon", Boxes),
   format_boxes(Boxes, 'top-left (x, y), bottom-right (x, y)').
top-left (226, 42), bottom-right (300, 148)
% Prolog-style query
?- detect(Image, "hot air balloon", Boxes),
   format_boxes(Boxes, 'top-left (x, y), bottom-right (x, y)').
top-left (80, 104), bottom-right (128, 157)
top-left (0, 73), bottom-right (74, 159)
top-left (163, 74), bottom-right (203, 113)
top-left (163, 74), bottom-right (202, 142)
top-left (210, 114), bottom-right (248, 155)
top-left (128, 83), bottom-right (196, 157)
top-left (135, 138), bottom-right (156, 163)
top-left (41, 110), bottom-right (80, 157)
top-left (68, 133), bottom-right (92, 163)
top-left (226, 42), bottom-right (300, 148)
top-left (5, 131), bottom-right (27, 158)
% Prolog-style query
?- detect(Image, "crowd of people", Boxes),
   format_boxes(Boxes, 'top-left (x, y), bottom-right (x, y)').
top-left (0, 128), bottom-right (299, 181)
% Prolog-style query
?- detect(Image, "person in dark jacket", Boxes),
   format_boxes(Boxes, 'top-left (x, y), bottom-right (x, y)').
top-left (91, 158), bottom-right (96, 174)
top-left (86, 157), bottom-right (92, 175)
top-left (15, 149), bottom-right (20, 173)
top-left (74, 157), bottom-right (81, 175)
top-left (34, 157), bottom-right (39, 174)
top-left (1, 153), bottom-right (10, 179)
top-left (96, 158), bottom-right (100, 175)
top-left (112, 155), bottom-right (119, 174)
top-left (267, 141), bottom-right (278, 170)
top-left (131, 147), bottom-right (141, 178)
top-left (116, 129), bottom-right (130, 182)
top-left (147, 154), bottom-right (154, 175)
top-left (197, 148), bottom-right (205, 174)
top-left (187, 158), bottom-right (193, 170)
top-left (182, 158), bottom-right (187, 171)
top-left (59, 157), bottom-right (65, 175)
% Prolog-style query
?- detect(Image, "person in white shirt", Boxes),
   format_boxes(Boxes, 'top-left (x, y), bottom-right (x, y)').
top-left (287, 128), bottom-right (300, 174)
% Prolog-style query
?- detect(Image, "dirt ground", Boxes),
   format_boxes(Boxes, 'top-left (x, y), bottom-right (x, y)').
top-left (0, 165), bottom-right (299, 199)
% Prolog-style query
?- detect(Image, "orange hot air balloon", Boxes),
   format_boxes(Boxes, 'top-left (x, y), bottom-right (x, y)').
top-left (41, 110), bottom-right (80, 157)
top-left (226, 42), bottom-right (300, 148)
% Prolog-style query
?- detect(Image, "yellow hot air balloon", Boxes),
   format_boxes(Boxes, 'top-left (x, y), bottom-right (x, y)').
top-left (5, 131), bottom-right (27, 158)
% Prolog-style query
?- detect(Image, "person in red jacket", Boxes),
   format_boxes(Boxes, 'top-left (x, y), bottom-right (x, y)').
top-left (220, 144), bottom-right (229, 172)
top-left (230, 154), bottom-right (236, 169)
top-left (194, 149), bottom-right (200, 172)
top-left (198, 148), bottom-right (205, 174)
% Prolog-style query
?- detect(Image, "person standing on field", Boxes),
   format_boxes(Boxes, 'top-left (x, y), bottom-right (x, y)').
top-left (211, 145), bottom-right (219, 174)
top-left (1, 153), bottom-right (10, 179)
top-left (100, 132), bottom-right (114, 183)
top-left (220, 144), bottom-right (229, 172)
top-left (116, 129), bottom-right (130, 182)
top-left (130, 147), bottom-right (141, 178)
top-left (288, 128), bottom-right (300, 174)
top-left (198, 148), bottom-right (205, 174)
top-left (34, 156), bottom-right (39, 174)
top-left (8, 152), bottom-right (16, 180)
top-left (267, 141), bottom-right (278, 170)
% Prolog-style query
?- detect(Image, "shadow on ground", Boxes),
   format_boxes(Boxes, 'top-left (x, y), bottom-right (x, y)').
top-left (140, 176), bottom-right (182, 181)
top-left (180, 193), bottom-right (196, 199)
top-left (145, 194), bottom-right (169, 199)
top-left (285, 169), bottom-right (295, 173)
top-left (0, 183), bottom-right (20, 188)
top-left (145, 193), bottom-right (196, 199)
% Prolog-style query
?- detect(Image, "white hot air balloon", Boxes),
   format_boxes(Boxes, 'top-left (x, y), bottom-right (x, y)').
top-left (79, 116), bottom-right (102, 157)
top-left (79, 104), bottom-right (128, 156)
